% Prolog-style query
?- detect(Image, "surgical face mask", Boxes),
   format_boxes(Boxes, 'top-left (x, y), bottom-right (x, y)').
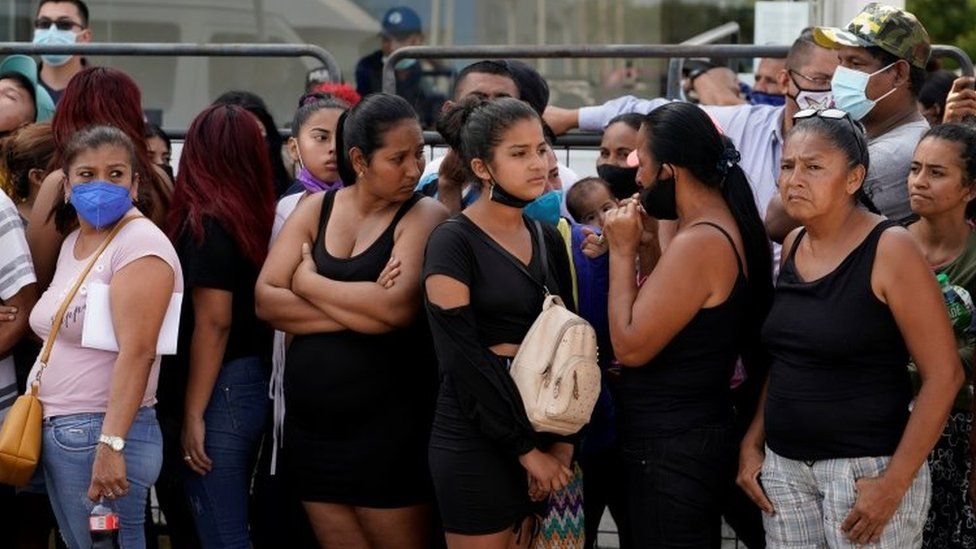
top-left (69, 181), bottom-right (132, 229)
top-left (749, 91), bottom-right (786, 107)
top-left (831, 63), bottom-right (898, 121)
top-left (597, 164), bottom-right (640, 200)
top-left (294, 145), bottom-right (342, 193)
top-left (523, 189), bottom-right (563, 226)
top-left (639, 165), bottom-right (678, 220)
top-left (33, 26), bottom-right (77, 67)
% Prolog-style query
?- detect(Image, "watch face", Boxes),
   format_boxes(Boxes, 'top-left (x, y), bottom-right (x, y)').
top-left (111, 439), bottom-right (124, 451)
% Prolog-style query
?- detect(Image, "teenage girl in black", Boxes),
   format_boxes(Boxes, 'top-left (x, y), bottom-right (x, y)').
top-left (423, 96), bottom-right (577, 548)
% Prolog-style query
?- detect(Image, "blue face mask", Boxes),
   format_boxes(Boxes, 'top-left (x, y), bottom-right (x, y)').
top-left (33, 26), bottom-right (77, 67)
top-left (831, 63), bottom-right (898, 121)
top-left (749, 91), bottom-right (786, 107)
top-left (523, 189), bottom-right (563, 226)
top-left (70, 181), bottom-right (133, 229)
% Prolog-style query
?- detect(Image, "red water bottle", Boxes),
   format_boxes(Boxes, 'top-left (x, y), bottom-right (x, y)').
top-left (90, 498), bottom-right (120, 548)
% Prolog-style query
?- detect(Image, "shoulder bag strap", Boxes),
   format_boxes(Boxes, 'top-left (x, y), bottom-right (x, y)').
top-left (31, 216), bottom-right (138, 393)
top-left (448, 217), bottom-right (550, 295)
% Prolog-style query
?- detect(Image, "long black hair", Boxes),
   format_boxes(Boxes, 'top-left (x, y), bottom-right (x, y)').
top-left (333, 93), bottom-right (419, 185)
top-left (641, 102), bottom-right (773, 411)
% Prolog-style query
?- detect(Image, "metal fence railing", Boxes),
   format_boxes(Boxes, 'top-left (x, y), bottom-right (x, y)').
top-left (0, 42), bottom-right (342, 83)
top-left (665, 22), bottom-right (741, 100)
top-left (382, 43), bottom-right (974, 148)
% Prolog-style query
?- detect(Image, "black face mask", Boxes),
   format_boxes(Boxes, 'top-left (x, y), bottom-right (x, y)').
top-left (597, 164), bottom-right (640, 200)
top-left (639, 165), bottom-right (678, 220)
top-left (487, 166), bottom-right (533, 208)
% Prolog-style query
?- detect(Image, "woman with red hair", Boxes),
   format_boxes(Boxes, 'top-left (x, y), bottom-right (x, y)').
top-left (26, 66), bottom-right (173, 288)
top-left (166, 103), bottom-right (275, 548)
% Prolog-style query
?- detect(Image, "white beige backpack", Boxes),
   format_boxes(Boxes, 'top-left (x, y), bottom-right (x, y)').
top-left (460, 217), bottom-right (601, 435)
top-left (509, 293), bottom-right (601, 435)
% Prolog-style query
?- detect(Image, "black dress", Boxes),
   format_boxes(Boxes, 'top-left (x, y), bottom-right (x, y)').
top-left (282, 191), bottom-right (438, 507)
top-left (423, 214), bottom-right (576, 535)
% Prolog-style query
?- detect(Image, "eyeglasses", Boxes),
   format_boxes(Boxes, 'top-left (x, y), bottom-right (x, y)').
top-left (788, 69), bottom-right (831, 89)
top-left (34, 17), bottom-right (84, 31)
top-left (793, 108), bottom-right (866, 164)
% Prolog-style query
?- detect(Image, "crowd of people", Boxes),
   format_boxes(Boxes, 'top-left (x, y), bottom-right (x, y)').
top-left (2, 1), bottom-right (976, 548)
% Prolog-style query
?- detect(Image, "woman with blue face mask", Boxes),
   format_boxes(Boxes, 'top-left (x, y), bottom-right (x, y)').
top-left (32, 0), bottom-right (92, 104)
top-left (28, 124), bottom-right (181, 548)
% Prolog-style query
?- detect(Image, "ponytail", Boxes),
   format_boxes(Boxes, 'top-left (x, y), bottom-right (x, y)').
top-left (721, 162), bottom-right (774, 418)
top-left (334, 110), bottom-right (354, 185)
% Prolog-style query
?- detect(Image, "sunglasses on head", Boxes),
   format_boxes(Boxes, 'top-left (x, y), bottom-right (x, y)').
top-left (793, 108), bottom-right (866, 162)
top-left (34, 17), bottom-right (84, 31)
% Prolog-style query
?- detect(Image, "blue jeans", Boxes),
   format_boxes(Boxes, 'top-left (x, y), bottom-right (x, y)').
top-left (183, 356), bottom-right (269, 549)
top-left (42, 407), bottom-right (162, 549)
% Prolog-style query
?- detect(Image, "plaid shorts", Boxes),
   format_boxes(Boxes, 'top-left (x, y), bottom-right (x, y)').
top-left (761, 446), bottom-right (931, 548)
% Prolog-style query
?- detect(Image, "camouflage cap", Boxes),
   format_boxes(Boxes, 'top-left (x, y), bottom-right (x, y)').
top-left (813, 2), bottom-right (930, 69)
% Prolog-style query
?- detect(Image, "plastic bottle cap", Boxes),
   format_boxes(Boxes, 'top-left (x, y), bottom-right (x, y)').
top-left (937, 273), bottom-right (949, 285)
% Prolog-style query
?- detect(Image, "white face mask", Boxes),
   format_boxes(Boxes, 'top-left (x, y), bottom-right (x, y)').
top-left (787, 71), bottom-right (834, 110)
top-left (32, 26), bottom-right (77, 67)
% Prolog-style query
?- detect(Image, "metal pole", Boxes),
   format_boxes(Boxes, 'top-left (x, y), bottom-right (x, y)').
top-left (383, 43), bottom-right (787, 94)
top-left (383, 42), bottom-right (974, 97)
top-left (0, 42), bottom-right (343, 82)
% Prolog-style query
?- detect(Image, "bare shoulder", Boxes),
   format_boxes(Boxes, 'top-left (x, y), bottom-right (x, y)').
top-left (402, 195), bottom-right (450, 229)
top-left (876, 224), bottom-right (925, 265)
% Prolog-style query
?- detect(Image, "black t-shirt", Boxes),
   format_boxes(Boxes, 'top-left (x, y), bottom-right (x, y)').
top-left (176, 217), bottom-right (270, 364)
top-left (423, 214), bottom-right (576, 455)
top-left (423, 214), bottom-right (575, 347)
top-left (159, 218), bottom-right (271, 418)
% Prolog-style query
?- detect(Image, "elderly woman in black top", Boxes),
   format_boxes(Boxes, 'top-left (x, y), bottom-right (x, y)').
top-left (423, 96), bottom-right (576, 548)
top-left (738, 109), bottom-right (963, 548)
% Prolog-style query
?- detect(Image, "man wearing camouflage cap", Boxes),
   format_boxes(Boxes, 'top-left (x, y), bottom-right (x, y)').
top-left (814, 1), bottom-right (931, 220)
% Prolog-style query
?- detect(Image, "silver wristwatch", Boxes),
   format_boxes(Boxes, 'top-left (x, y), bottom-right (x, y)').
top-left (98, 434), bottom-right (125, 452)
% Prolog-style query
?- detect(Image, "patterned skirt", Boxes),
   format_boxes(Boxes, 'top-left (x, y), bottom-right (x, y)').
top-left (922, 410), bottom-right (976, 549)
top-left (534, 462), bottom-right (585, 549)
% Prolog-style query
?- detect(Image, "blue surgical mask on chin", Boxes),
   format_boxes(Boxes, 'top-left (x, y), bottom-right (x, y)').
top-left (33, 27), bottom-right (77, 67)
top-left (69, 181), bottom-right (133, 229)
top-left (831, 63), bottom-right (898, 121)
top-left (523, 189), bottom-right (564, 226)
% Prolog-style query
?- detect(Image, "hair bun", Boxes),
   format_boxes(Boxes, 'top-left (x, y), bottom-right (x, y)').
top-left (436, 95), bottom-right (490, 150)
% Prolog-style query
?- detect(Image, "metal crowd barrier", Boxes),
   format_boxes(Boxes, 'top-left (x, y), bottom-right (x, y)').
top-left (0, 42), bottom-right (342, 82)
top-left (383, 43), bottom-right (974, 148)
top-left (666, 22), bottom-right (742, 100)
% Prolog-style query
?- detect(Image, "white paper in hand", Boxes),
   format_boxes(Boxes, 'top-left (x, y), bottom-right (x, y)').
top-left (81, 282), bottom-right (182, 355)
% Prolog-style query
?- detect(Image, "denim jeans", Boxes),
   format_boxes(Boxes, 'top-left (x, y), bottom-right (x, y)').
top-left (182, 356), bottom-right (270, 549)
top-left (621, 423), bottom-right (736, 548)
top-left (42, 406), bottom-right (162, 549)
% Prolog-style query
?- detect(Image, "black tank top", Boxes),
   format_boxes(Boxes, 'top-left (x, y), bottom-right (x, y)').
top-left (762, 220), bottom-right (911, 461)
top-left (313, 190), bottom-right (420, 280)
top-left (615, 222), bottom-right (747, 438)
